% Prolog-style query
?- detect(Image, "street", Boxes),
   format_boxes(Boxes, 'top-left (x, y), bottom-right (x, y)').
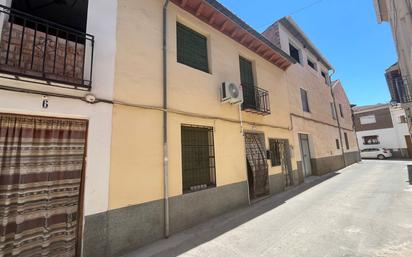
top-left (124, 160), bottom-right (412, 257)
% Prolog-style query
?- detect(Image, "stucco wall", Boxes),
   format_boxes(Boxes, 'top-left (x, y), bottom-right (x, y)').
top-left (110, 0), bottom-right (296, 210)
top-left (0, 0), bottom-right (117, 217)
top-left (276, 30), bottom-right (358, 162)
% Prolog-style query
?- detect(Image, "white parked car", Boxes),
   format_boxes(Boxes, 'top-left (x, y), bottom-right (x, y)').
top-left (360, 148), bottom-right (392, 160)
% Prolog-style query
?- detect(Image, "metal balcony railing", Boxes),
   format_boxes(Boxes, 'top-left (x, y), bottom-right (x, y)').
top-left (392, 75), bottom-right (412, 103)
top-left (242, 85), bottom-right (271, 115)
top-left (0, 4), bottom-right (94, 89)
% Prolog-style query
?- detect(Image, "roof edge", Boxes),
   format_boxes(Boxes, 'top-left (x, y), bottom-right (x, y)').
top-left (277, 16), bottom-right (333, 70)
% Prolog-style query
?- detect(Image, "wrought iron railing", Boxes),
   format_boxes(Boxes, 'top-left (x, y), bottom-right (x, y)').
top-left (392, 75), bottom-right (412, 103)
top-left (0, 4), bottom-right (94, 89)
top-left (242, 85), bottom-right (271, 115)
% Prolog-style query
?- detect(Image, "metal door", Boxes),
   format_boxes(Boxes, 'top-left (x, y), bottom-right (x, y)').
top-left (245, 132), bottom-right (269, 200)
top-left (279, 140), bottom-right (293, 187)
top-left (299, 134), bottom-right (312, 177)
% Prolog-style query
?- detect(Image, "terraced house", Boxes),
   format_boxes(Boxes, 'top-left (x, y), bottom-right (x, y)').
top-left (0, 0), bottom-right (116, 257)
top-left (263, 17), bottom-right (360, 177)
top-left (0, 1), bottom-right (359, 257)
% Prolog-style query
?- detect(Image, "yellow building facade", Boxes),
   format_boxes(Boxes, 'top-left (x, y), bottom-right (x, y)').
top-left (83, 1), bottom-right (359, 256)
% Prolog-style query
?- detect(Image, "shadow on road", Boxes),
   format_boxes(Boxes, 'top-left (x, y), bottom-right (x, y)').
top-left (408, 165), bottom-right (412, 185)
top-left (126, 171), bottom-right (341, 257)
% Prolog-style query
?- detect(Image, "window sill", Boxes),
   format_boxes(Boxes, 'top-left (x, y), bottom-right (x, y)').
top-left (183, 184), bottom-right (216, 194)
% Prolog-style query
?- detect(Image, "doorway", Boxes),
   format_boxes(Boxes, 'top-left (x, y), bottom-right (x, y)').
top-left (244, 132), bottom-right (269, 200)
top-left (0, 113), bottom-right (88, 257)
top-left (299, 134), bottom-right (312, 177)
top-left (405, 135), bottom-right (412, 158)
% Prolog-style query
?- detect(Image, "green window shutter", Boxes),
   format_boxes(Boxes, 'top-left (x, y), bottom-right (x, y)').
top-left (177, 23), bottom-right (209, 73)
top-left (239, 57), bottom-right (254, 88)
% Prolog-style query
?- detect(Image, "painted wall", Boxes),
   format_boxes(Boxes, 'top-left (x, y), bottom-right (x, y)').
top-left (356, 106), bottom-right (410, 152)
top-left (0, 0), bottom-right (118, 217)
top-left (109, 0), bottom-right (296, 210)
top-left (272, 24), bottom-right (359, 162)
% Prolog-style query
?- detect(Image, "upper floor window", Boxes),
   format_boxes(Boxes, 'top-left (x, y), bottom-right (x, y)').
top-left (331, 102), bottom-right (337, 120)
top-left (289, 43), bottom-right (301, 64)
top-left (321, 71), bottom-right (328, 84)
top-left (11, 0), bottom-right (89, 32)
top-left (177, 22), bottom-right (209, 73)
top-left (339, 104), bottom-right (344, 118)
top-left (360, 115), bottom-right (376, 125)
top-left (300, 88), bottom-right (310, 113)
top-left (363, 135), bottom-right (379, 145)
top-left (307, 58), bottom-right (317, 71)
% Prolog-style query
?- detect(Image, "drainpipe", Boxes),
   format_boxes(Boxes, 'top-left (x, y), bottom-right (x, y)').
top-left (163, 0), bottom-right (170, 238)
top-left (329, 69), bottom-right (347, 167)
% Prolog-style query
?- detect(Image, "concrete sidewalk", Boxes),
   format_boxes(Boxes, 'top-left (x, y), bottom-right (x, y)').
top-left (123, 160), bottom-right (412, 257)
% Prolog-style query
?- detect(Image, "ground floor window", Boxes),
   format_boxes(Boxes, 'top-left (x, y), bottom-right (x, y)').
top-left (344, 133), bottom-right (350, 150)
top-left (363, 135), bottom-right (379, 145)
top-left (269, 139), bottom-right (282, 167)
top-left (336, 139), bottom-right (340, 149)
top-left (181, 125), bottom-right (216, 193)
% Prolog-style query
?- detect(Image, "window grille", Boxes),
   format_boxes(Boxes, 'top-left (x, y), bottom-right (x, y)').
top-left (181, 125), bottom-right (216, 193)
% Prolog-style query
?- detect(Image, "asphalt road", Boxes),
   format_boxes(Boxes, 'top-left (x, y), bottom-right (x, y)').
top-left (124, 160), bottom-right (412, 257)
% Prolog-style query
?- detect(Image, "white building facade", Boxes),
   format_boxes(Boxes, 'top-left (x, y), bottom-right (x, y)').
top-left (353, 104), bottom-right (411, 158)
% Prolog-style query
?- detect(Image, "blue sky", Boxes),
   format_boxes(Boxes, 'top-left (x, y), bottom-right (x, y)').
top-left (218, 0), bottom-right (397, 106)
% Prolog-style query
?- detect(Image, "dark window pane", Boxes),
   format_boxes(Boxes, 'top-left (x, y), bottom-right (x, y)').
top-left (300, 89), bottom-right (310, 112)
top-left (307, 59), bottom-right (317, 70)
top-left (363, 135), bottom-right (379, 145)
top-left (269, 139), bottom-right (281, 167)
top-left (344, 133), bottom-right (350, 150)
top-left (177, 23), bottom-right (209, 73)
top-left (336, 139), bottom-right (340, 150)
top-left (289, 43), bottom-right (300, 63)
top-left (331, 102), bottom-right (336, 119)
top-left (11, 0), bottom-right (89, 32)
top-left (339, 104), bottom-right (344, 118)
top-left (181, 126), bottom-right (216, 193)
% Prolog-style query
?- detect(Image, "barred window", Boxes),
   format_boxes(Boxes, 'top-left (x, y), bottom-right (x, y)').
top-left (269, 139), bottom-right (281, 167)
top-left (363, 135), bottom-right (379, 145)
top-left (181, 125), bottom-right (216, 193)
top-left (177, 23), bottom-right (209, 73)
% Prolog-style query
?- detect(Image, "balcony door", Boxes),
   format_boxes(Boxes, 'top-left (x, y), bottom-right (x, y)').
top-left (239, 56), bottom-right (256, 109)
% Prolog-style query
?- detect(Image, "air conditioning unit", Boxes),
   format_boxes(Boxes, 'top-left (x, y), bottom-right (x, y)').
top-left (221, 82), bottom-right (243, 104)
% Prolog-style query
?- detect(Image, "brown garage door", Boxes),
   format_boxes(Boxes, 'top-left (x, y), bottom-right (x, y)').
top-left (0, 113), bottom-right (87, 257)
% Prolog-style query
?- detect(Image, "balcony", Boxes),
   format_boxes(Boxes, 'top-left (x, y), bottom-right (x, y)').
top-left (0, 4), bottom-right (94, 90)
top-left (391, 75), bottom-right (412, 103)
top-left (242, 85), bottom-right (271, 115)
